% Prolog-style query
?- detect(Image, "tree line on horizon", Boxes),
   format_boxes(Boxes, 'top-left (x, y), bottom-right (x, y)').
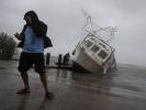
top-left (0, 32), bottom-right (16, 60)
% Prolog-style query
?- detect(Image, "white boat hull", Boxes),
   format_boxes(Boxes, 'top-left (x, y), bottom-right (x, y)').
top-left (72, 33), bottom-right (117, 74)
top-left (72, 47), bottom-right (102, 73)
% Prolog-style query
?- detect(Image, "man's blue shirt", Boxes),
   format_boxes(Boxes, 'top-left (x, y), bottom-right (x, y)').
top-left (22, 26), bottom-right (44, 53)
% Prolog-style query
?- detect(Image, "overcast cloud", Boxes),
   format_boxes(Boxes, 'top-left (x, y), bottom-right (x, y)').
top-left (0, 0), bottom-right (146, 66)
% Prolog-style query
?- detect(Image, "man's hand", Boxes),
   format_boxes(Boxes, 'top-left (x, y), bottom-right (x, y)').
top-left (14, 32), bottom-right (19, 39)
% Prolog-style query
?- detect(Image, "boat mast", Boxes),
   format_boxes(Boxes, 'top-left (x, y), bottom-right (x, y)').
top-left (81, 10), bottom-right (117, 44)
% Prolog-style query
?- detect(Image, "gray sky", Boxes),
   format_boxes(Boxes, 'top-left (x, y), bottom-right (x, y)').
top-left (0, 0), bottom-right (146, 66)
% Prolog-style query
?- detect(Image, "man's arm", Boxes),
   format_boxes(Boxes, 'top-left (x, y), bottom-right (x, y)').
top-left (14, 25), bottom-right (26, 40)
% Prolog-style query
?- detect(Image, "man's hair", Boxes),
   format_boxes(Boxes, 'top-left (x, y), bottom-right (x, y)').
top-left (24, 11), bottom-right (47, 37)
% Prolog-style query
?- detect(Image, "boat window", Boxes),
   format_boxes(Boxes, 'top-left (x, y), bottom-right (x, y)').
top-left (91, 45), bottom-right (99, 53)
top-left (99, 43), bottom-right (106, 49)
top-left (98, 50), bottom-right (108, 59)
top-left (85, 40), bottom-right (93, 48)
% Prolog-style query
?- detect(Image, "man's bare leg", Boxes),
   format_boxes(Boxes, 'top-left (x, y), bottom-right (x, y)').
top-left (39, 73), bottom-right (54, 99)
top-left (17, 72), bottom-right (30, 94)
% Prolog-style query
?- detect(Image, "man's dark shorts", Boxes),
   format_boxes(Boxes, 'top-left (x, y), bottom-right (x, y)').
top-left (18, 52), bottom-right (46, 74)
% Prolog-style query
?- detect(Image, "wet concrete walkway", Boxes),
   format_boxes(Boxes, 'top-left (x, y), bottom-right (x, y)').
top-left (0, 60), bottom-right (146, 110)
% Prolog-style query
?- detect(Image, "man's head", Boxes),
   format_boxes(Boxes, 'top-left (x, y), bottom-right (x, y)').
top-left (24, 11), bottom-right (39, 25)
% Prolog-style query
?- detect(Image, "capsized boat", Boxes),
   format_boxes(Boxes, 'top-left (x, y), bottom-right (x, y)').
top-left (72, 15), bottom-right (117, 74)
